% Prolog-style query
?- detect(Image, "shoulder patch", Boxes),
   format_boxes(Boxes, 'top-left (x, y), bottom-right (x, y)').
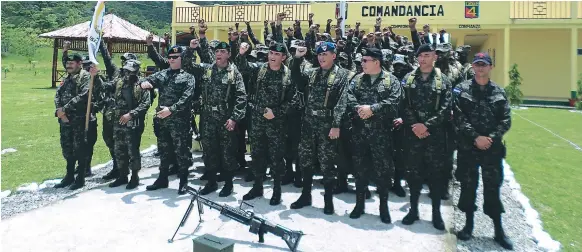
top-left (401, 79), bottom-right (407, 86)
top-left (453, 87), bottom-right (462, 94)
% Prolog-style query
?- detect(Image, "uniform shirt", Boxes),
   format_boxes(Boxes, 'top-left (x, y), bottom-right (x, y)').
top-left (346, 70), bottom-right (402, 125)
top-left (55, 69), bottom-right (92, 121)
top-left (144, 68), bottom-right (195, 120)
top-left (107, 76), bottom-right (151, 119)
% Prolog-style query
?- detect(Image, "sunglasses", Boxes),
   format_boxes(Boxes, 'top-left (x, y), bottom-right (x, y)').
top-left (167, 55), bottom-right (181, 59)
top-left (361, 59), bottom-right (378, 63)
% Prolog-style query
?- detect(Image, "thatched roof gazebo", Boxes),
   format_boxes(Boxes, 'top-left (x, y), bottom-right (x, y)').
top-left (39, 14), bottom-right (165, 87)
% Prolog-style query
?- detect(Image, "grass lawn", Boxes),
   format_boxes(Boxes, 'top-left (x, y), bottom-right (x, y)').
top-left (506, 108), bottom-right (582, 252)
top-left (1, 47), bottom-right (164, 190)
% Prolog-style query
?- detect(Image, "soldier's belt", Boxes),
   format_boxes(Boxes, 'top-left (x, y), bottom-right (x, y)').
top-left (308, 109), bottom-right (332, 117)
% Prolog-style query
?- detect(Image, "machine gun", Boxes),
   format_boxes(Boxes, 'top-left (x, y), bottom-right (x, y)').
top-left (168, 186), bottom-right (303, 252)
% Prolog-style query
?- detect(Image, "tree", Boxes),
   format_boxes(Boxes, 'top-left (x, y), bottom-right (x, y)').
top-left (505, 63), bottom-right (524, 106)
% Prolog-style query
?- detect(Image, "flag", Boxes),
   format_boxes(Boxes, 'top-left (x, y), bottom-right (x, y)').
top-left (87, 0), bottom-right (106, 65)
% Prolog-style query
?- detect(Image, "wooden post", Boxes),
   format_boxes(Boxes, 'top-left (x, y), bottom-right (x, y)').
top-left (51, 39), bottom-right (58, 88)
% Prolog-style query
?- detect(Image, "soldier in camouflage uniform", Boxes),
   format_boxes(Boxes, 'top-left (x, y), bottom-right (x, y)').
top-left (400, 44), bottom-right (452, 230)
top-left (454, 53), bottom-right (513, 250)
top-left (140, 46), bottom-right (196, 195)
top-left (234, 42), bottom-right (296, 205)
top-left (182, 40), bottom-right (247, 197)
top-left (289, 42), bottom-right (353, 215)
top-left (105, 60), bottom-right (151, 189)
top-left (346, 48), bottom-right (402, 224)
top-left (53, 53), bottom-right (98, 190)
top-left (456, 45), bottom-right (475, 81)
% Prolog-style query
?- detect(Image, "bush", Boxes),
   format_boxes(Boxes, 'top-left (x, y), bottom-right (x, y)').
top-left (505, 63), bottom-right (524, 106)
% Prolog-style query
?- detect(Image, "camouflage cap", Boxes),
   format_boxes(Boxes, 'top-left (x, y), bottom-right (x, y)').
top-left (381, 49), bottom-right (393, 61)
top-left (456, 45), bottom-right (471, 53)
top-left (249, 50), bottom-right (258, 58)
top-left (121, 52), bottom-right (138, 61)
top-left (392, 54), bottom-right (407, 65)
top-left (354, 53), bottom-right (363, 62)
top-left (290, 40), bottom-right (306, 49)
top-left (339, 52), bottom-right (349, 60)
top-left (436, 43), bottom-right (452, 52)
top-left (269, 42), bottom-right (288, 54)
top-left (122, 59), bottom-right (141, 72)
top-left (209, 39), bottom-right (220, 49)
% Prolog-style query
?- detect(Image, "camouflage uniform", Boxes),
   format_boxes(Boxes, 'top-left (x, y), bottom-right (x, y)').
top-left (182, 43), bottom-right (247, 196)
top-left (234, 46), bottom-right (295, 205)
top-left (53, 65), bottom-right (93, 190)
top-left (454, 80), bottom-right (511, 217)
top-left (400, 67), bottom-right (452, 230)
top-left (142, 67), bottom-right (196, 193)
top-left (107, 61), bottom-right (151, 189)
top-left (289, 55), bottom-right (353, 214)
top-left (346, 70), bottom-right (402, 223)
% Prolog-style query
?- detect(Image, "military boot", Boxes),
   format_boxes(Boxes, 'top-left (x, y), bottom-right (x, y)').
top-left (431, 198), bottom-right (445, 230)
top-left (219, 172), bottom-right (234, 197)
top-left (109, 173), bottom-right (129, 188)
top-left (379, 190), bottom-right (391, 224)
top-left (146, 168), bottom-right (169, 191)
top-left (456, 211), bottom-right (474, 241)
top-left (281, 161), bottom-right (295, 185)
top-left (333, 173), bottom-right (348, 194)
top-left (323, 183), bottom-right (335, 215)
top-left (269, 179), bottom-right (282, 205)
top-left (102, 167), bottom-right (119, 180)
top-left (199, 171), bottom-right (218, 195)
top-left (168, 164), bottom-right (179, 176)
top-left (177, 172), bottom-right (188, 195)
top-left (293, 169), bottom-right (302, 188)
top-left (54, 159), bottom-right (76, 188)
top-left (350, 181), bottom-right (367, 218)
top-left (402, 192), bottom-right (420, 225)
top-left (69, 161), bottom-right (86, 190)
top-left (244, 170), bottom-right (255, 182)
top-left (493, 215), bottom-right (514, 250)
top-left (390, 179), bottom-right (406, 198)
top-left (199, 170), bottom-right (210, 180)
top-left (290, 175), bottom-right (312, 209)
top-left (126, 172), bottom-right (139, 190)
top-left (243, 181), bottom-right (264, 201)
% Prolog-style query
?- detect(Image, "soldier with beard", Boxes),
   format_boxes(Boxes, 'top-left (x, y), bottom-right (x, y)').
top-left (140, 46), bottom-right (196, 195)
top-left (235, 42), bottom-right (295, 205)
top-left (289, 42), bottom-right (354, 215)
top-left (104, 60), bottom-right (151, 189)
top-left (182, 40), bottom-right (247, 197)
top-left (400, 44), bottom-right (452, 230)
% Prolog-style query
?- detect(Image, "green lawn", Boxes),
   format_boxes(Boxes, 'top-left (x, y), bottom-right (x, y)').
top-left (1, 47), bottom-right (163, 190)
top-left (506, 108), bottom-right (582, 252)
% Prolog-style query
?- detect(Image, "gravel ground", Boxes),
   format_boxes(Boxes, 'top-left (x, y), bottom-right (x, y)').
top-left (451, 164), bottom-right (545, 252)
top-left (1, 146), bottom-right (160, 219)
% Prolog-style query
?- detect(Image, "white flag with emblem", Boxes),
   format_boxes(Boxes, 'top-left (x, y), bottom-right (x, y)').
top-left (87, 0), bottom-right (106, 65)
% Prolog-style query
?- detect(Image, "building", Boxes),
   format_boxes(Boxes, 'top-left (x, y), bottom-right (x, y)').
top-left (172, 1), bottom-right (582, 106)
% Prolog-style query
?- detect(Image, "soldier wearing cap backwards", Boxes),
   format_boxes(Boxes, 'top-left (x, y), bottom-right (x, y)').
top-left (400, 43), bottom-right (452, 231)
top-left (289, 41), bottom-right (354, 215)
top-left (345, 48), bottom-right (402, 223)
top-left (100, 59), bottom-right (151, 189)
top-left (454, 52), bottom-right (513, 250)
top-left (234, 42), bottom-right (295, 205)
top-left (139, 45), bottom-right (196, 195)
top-left (182, 40), bottom-right (247, 197)
top-left (53, 53), bottom-right (99, 190)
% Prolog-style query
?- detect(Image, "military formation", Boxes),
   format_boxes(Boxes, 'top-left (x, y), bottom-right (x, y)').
top-left (53, 15), bottom-right (513, 250)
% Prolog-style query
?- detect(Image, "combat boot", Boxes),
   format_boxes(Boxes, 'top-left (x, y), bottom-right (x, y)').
top-left (431, 198), bottom-right (445, 230)
top-left (379, 191), bottom-right (391, 224)
top-left (402, 192), bottom-right (420, 225)
top-left (390, 180), bottom-right (406, 198)
top-left (333, 173), bottom-right (348, 194)
top-left (102, 168), bottom-right (118, 180)
top-left (323, 183), bottom-right (335, 215)
top-left (219, 172), bottom-right (234, 197)
top-left (281, 164), bottom-right (295, 186)
top-left (126, 172), bottom-right (139, 190)
top-left (177, 172), bottom-right (188, 195)
top-left (243, 181), bottom-right (264, 201)
top-left (69, 162), bottom-right (86, 190)
top-left (293, 170), bottom-right (302, 188)
top-left (269, 179), bottom-right (282, 205)
top-left (200, 170), bottom-right (210, 180)
top-left (456, 211), bottom-right (474, 241)
top-left (290, 176), bottom-right (312, 209)
top-left (54, 159), bottom-right (76, 188)
top-left (493, 215), bottom-right (514, 250)
top-left (350, 181), bottom-right (367, 218)
top-left (146, 169), bottom-right (169, 191)
top-left (244, 171), bottom-right (255, 182)
top-left (109, 174), bottom-right (129, 188)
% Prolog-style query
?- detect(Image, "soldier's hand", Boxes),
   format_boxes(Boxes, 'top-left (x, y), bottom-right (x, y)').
top-left (119, 113), bottom-right (132, 125)
top-left (309, 13), bottom-right (314, 19)
top-left (393, 118), bottom-right (403, 128)
top-left (356, 22), bottom-right (361, 27)
top-left (295, 47), bottom-right (307, 58)
top-left (145, 34), bottom-right (154, 46)
top-left (56, 107), bottom-right (66, 118)
top-left (245, 21), bottom-right (250, 25)
top-left (61, 115), bottom-right (69, 123)
top-left (239, 42), bottom-right (250, 55)
top-left (140, 81), bottom-right (153, 89)
top-left (475, 136), bottom-right (492, 150)
top-left (411, 123), bottom-right (428, 139)
top-left (89, 64), bottom-right (98, 77)
top-left (224, 119), bottom-right (236, 131)
top-left (263, 108), bottom-right (275, 120)
top-left (189, 26), bottom-right (196, 34)
top-left (156, 106), bottom-right (172, 119)
top-left (63, 41), bottom-right (71, 51)
top-left (199, 22), bottom-right (208, 33)
top-left (264, 20), bottom-right (269, 27)
top-left (357, 105), bottom-right (373, 119)
top-left (328, 128), bottom-right (340, 140)
top-left (408, 18), bottom-right (417, 29)
top-left (190, 39), bottom-right (200, 49)
top-left (327, 19), bottom-right (333, 24)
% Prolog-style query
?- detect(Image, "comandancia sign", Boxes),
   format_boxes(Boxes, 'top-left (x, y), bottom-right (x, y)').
top-left (362, 5), bottom-right (445, 17)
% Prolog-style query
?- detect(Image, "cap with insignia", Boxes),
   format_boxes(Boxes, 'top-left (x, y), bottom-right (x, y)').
top-left (67, 53), bottom-right (84, 62)
top-left (315, 41), bottom-right (336, 54)
top-left (122, 59), bottom-right (141, 72)
top-left (416, 43), bottom-right (435, 56)
top-left (167, 45), bottom-right (184, 55)
top-left (436, 43), bottom-right (452, 52)
top-left (121, 52), bottom-right (137, 61)
top-left (472, 52), bottom-right (492, 65)
top-left (214, 41), bottom-right (230, 51)
top-left (392, 54), bottom-right (407, 65)
top-left (269, 42), bottom-right (288, 54)
top-left (362, 47), bottom-right (383, 60)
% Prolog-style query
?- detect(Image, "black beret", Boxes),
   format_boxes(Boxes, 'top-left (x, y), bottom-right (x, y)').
top-left (269, 42), bottom-right (287, 54)
top-left (416, 43), bottom-right (435, 56)
top-left (361, 47), bottom-right (383, 60)
top-left (167, 45), bottom-right (184, 55)
top-left (67, 53), bottom-right (83, 62)
top-left (215, 41), bottom-right (230, 51)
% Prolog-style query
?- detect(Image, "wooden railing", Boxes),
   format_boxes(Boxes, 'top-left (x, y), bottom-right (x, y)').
top-left (175, 4), bottom-right (312, 24)
top-left (510, 1), bottom-right (571, 19)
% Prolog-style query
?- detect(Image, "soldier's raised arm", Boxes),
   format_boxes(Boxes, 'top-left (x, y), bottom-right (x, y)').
top-left (182, 40), bottom-right (209, 77)
top-left (146, 34), bottom-right (171, 70)
top-left (234, 42), bottom-right (263, 76)
top-left (99, 39), bottom-right (120, 80)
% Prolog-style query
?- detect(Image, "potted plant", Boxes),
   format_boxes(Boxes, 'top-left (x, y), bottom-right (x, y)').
top-left (505, 63), bottom-right (524, 107)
